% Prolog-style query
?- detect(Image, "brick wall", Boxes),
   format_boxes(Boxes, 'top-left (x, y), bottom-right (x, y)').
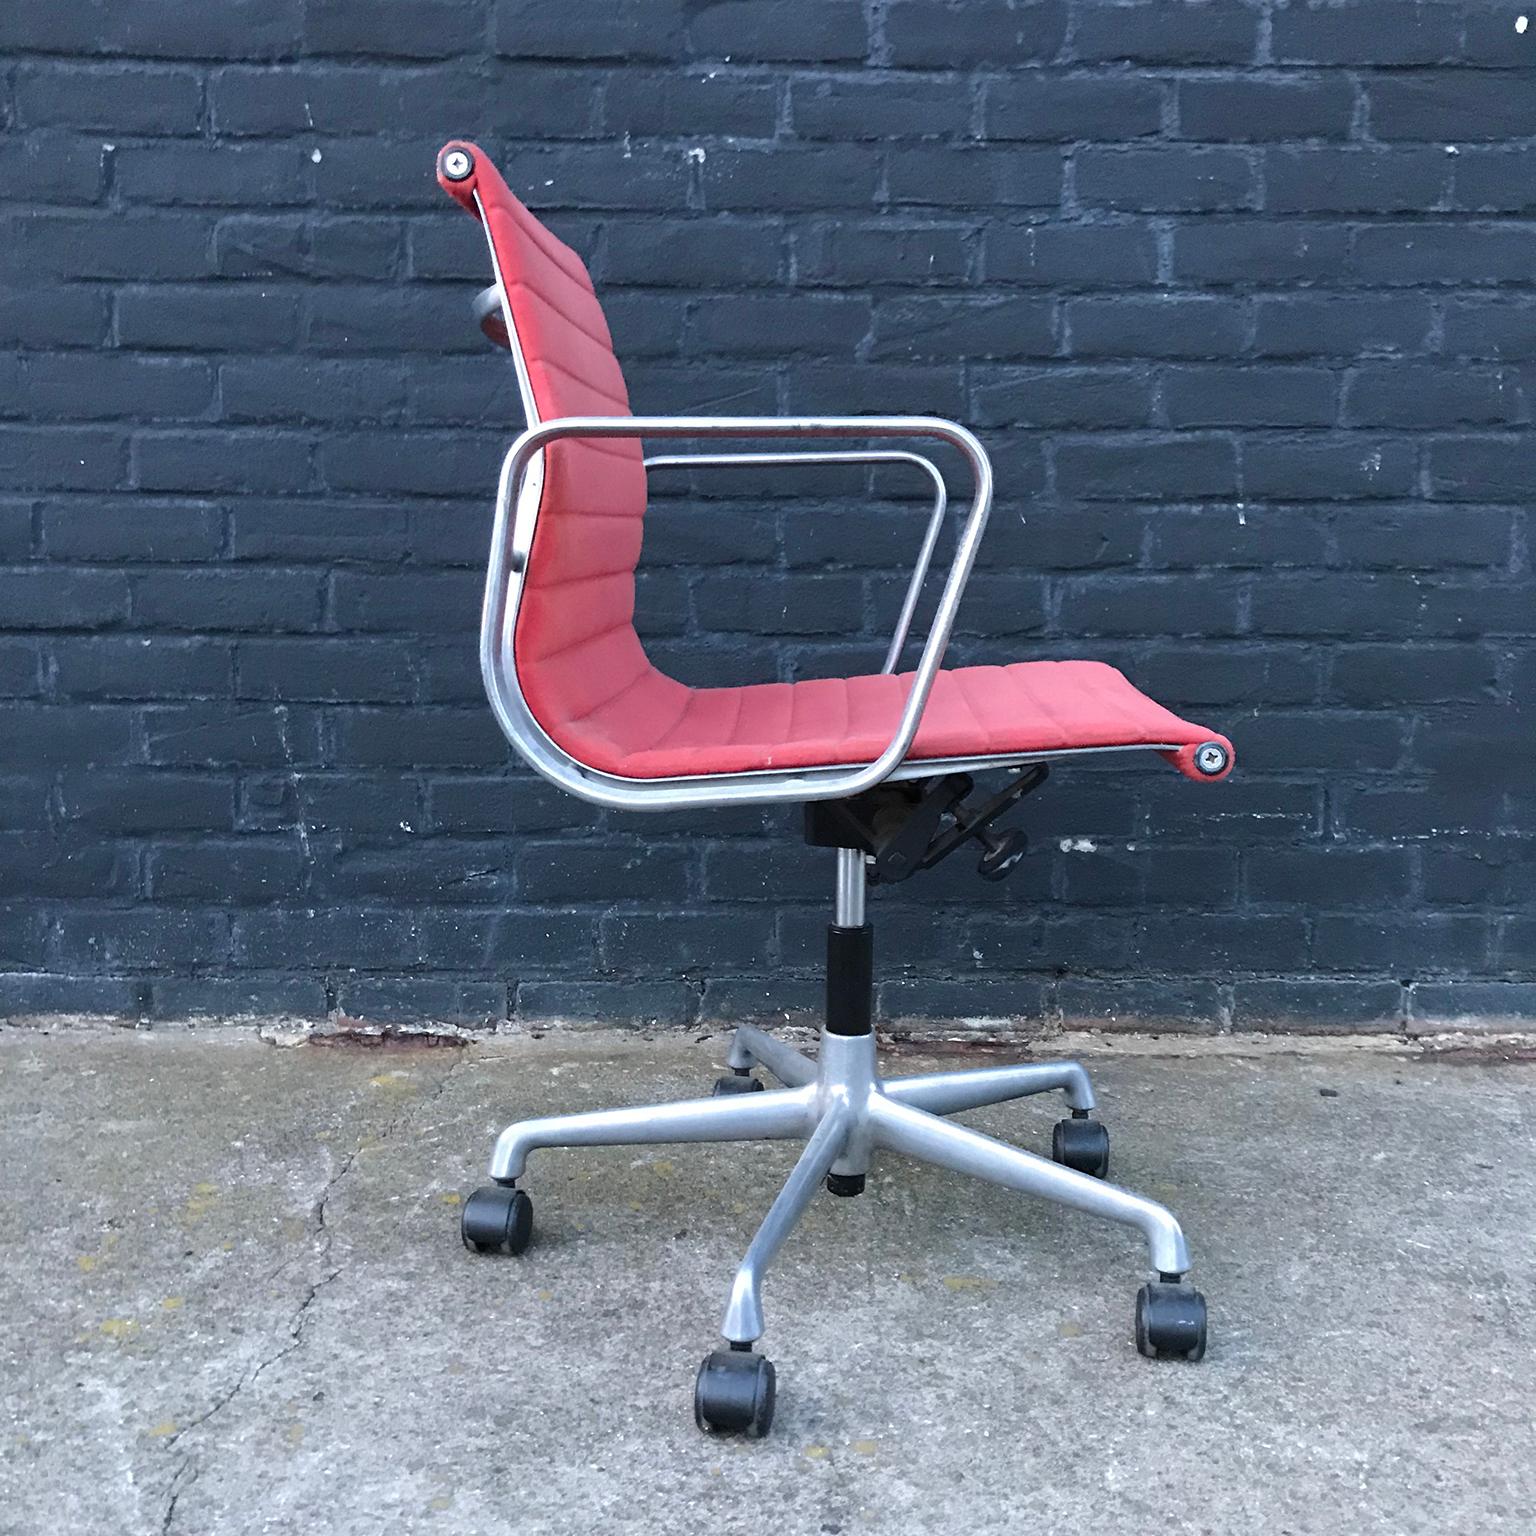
top-left (2, 1), bottom-right (1533, 1034)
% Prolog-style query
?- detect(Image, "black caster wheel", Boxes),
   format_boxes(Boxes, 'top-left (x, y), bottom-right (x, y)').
top-left (694, 1348), bottom-right (776, 1437)
top-left (1052, 1116), bottom-right (1109, 1178)
top-left (712, 1073), bottom-right (764, 1095)
top-left (460, 1184), bottom-right (532, 1255)
top-left (1135, 1281), bottom-right (1208, 1361)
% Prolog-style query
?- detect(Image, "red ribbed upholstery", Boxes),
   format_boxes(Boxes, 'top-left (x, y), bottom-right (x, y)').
top-left (439, 143), bottom-right (1233, 785)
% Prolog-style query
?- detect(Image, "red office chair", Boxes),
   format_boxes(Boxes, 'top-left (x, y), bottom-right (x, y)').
top-left (438, 141), bottom-right (1233, 1437)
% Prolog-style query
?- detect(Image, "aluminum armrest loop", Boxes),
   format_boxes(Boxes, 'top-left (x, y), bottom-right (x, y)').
top-left (481, 414), bottom-right (994, 811)
top-left (641, 448), bottom-right (950, 675)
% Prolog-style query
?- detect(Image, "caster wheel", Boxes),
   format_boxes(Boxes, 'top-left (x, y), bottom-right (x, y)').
top-left (712, 1073), bottom-right (764, 1095)
top-left (694, 1349), bottom-right (776, 1437)
top-left (1135, 1281), bottom-right (1207, 1361)
top-left (1052, 1116), bottom-right (1109, 1178)
top-left (460, 1184), bottom-right (532, 1255)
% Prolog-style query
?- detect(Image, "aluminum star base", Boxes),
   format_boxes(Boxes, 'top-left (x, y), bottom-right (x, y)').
top-left (482, 1022), bottom-right (1194, 1347)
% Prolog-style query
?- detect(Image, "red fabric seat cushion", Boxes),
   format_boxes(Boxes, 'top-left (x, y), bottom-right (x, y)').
top-left (536, 657), bottom-right (1230, 781)
top-left (439, 141), bottom-right (1233, 788)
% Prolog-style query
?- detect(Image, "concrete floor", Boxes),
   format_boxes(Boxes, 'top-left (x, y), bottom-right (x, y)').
top-left (1, 1025), bottom-right (1533, 1536)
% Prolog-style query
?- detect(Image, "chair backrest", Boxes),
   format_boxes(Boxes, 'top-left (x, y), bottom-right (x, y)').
top-left (437, 141), bottom-right (670, 754)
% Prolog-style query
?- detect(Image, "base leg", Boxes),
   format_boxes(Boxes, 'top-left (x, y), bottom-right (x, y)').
top-left (869, 1095), bottom-right (1190, 1276)
top-left (883, 1060), bottom-right (1095, 1116)
top-left (726, 1024), bottom-right (818, 1088)
top-left (721, 1105), bottom-right (852, 1343)
top-left (490, 1085), bottom-right (814, 1183)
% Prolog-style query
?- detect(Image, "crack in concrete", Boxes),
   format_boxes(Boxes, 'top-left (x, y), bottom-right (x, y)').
top-left (156, 1049), bottom-right (467, 1533)
top-left (159, 1460), bottom-right (196, 1536)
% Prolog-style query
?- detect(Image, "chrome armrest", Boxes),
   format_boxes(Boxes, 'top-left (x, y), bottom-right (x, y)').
top-left (642, 448), bottom-right (949, 675)
top-left (482, 415), bottom-right (995, 810)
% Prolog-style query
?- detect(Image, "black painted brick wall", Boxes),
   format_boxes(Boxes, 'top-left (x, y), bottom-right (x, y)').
top-left (2, 1), bottom-right (1534, 1034)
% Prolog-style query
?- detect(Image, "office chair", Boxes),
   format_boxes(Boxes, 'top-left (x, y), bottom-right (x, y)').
top-left (437, 141), bottom-right (1234, 1437)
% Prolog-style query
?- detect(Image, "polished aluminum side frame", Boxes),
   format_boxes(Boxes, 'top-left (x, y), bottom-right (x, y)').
top-left (483, 412), bottom-right (996, 811)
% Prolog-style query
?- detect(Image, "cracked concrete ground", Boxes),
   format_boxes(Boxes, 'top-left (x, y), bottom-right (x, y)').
top-left (2, 1025), bottom-right (1534, 1536)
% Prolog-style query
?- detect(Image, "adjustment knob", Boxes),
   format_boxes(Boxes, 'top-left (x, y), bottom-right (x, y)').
top-left (975, 827), bottom-right (1027, 882)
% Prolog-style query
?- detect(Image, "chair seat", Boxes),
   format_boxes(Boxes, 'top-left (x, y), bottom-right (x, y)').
top-left (555, 659), bottom-right (1231, 782)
